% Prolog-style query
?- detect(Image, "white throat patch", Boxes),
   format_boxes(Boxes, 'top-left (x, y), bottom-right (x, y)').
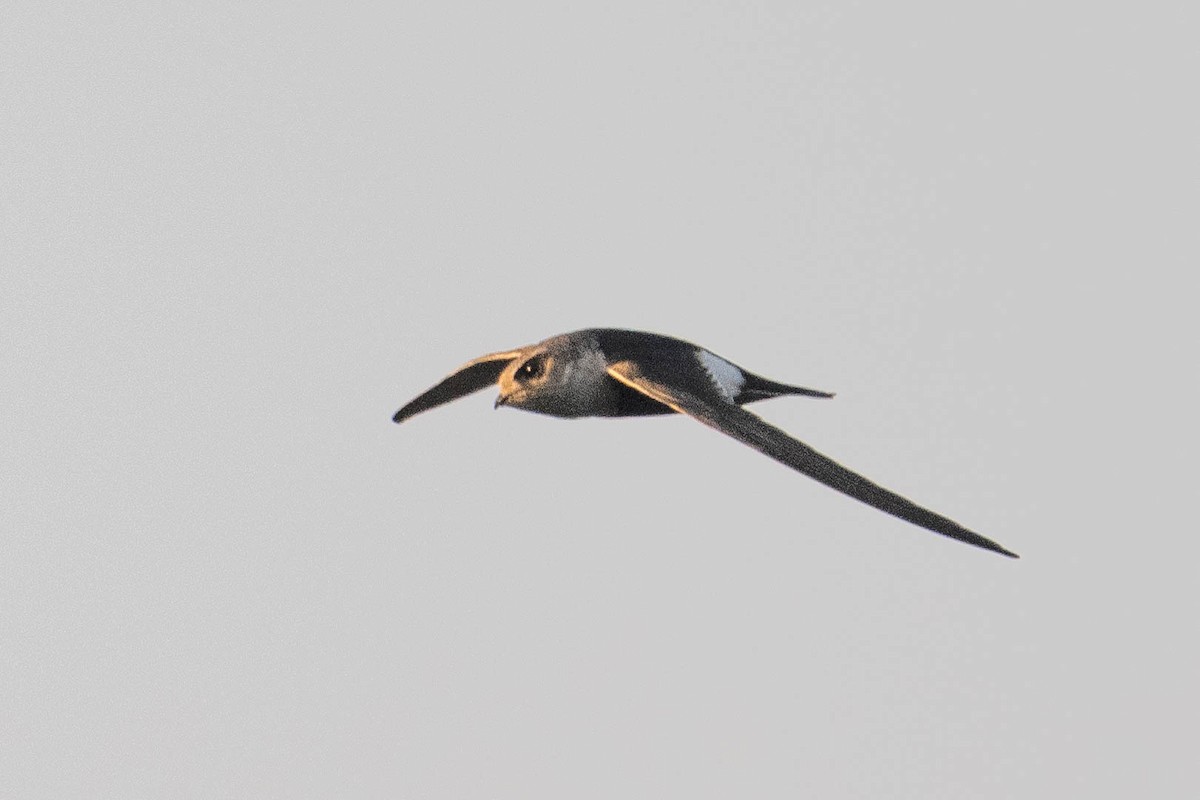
top-left (696, 349), bottom-right (745, 401)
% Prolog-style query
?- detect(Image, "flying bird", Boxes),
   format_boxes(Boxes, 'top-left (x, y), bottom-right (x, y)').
top-left (392, 328), bottom-right (1017, 558)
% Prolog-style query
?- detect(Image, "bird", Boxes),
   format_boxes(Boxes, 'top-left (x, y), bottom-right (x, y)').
top-left (392, 328), bottom-right (1018, 558)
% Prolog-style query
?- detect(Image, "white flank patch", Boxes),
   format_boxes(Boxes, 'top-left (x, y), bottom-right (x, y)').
top-left (696, 349), bottom-right (745, 401)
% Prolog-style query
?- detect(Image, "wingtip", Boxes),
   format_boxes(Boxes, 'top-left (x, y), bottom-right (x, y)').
top-left (392, 409), bottom-right (407, 424)
top-left (986, 541), bottom-right (1020, 559)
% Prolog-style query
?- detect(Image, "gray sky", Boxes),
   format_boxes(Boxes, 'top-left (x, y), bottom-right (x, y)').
top-left (3, 3), bottom-right (1197, 797)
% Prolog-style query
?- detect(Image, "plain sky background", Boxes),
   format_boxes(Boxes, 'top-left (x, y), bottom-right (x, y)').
top-left (3, 2), bottom-right (1197, 798)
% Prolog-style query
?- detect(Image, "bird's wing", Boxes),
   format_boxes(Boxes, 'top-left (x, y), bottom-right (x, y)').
top-left (393, 350), bottom-right (523, 424)
top-left (606, 358), bottom-right (1017, 558)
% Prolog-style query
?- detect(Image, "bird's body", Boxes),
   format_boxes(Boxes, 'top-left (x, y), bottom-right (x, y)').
top-left (393, 328), bottom-right (1018, 559)
top-left (487, 329), bottom-right (833, 418)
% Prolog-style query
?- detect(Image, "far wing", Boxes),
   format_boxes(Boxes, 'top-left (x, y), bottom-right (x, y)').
top-left (393, 350), bottom-right (523, 424)
top-left (606, 360), bottom-right (1017, 558)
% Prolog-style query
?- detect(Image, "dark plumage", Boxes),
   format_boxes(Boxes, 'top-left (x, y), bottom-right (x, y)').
top-left (393, 328), bottom-right (1018, 558)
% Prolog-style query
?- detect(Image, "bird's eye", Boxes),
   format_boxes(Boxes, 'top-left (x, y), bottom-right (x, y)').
top-left (516, 357), bottom-right (544, 381)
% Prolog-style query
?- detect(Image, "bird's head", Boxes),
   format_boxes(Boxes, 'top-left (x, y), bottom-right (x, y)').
top-left (494, 336), bottom-right (602, 417)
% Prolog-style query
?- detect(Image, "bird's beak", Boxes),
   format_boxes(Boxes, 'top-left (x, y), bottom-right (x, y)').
top-left (494, 393), bottom-right (508, 409)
